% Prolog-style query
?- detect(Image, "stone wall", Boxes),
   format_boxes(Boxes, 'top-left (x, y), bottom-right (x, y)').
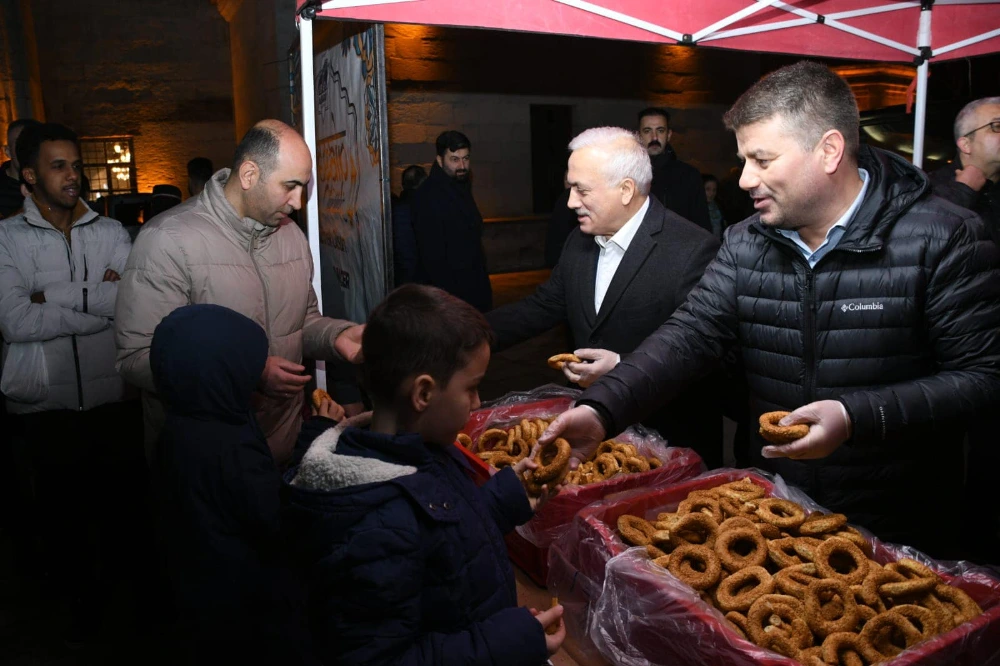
top-left (383, 24), bottom-right (760, 218)
top-left (218, 0), bottom-right (297, 138)
top-left (29, 0), bottom-right (235, 196)
top-left (0, 0), bottom-right (45, 135)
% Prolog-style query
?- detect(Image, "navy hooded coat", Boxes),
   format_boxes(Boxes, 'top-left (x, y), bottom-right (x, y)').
top-left (151, 304), bottom-right (315, 665)
top-left (283, 419), bottom-right (550, 666)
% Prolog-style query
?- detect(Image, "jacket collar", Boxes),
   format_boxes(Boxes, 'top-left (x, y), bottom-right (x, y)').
top-left (752, 145), bottom-right (928, 254)
top-left (202, 168), bottom-right (279, 244)
top-left (21, 195), bottom-right (97, 232)
top-left (291, 413), bottom-right (418, 492)
top-left (590, 196), bottom-right (664, 327)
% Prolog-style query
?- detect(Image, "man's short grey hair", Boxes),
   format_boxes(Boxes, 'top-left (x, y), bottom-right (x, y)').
top-left (723, 61), bottom-right (860, 160)
top-left (568, 127), bottom-right (652, 196)
top-left (954, 97), bottom-right (1000, 141)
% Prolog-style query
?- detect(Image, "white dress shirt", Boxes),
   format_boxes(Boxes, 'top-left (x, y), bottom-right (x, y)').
top-left (593, 197), bottom-right (649, 313)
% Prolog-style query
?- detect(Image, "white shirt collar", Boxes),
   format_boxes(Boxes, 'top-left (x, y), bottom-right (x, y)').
top-left (594, 197), bottom-right (649, 252)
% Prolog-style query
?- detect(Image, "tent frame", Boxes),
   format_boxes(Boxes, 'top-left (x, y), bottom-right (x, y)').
top-left (295, 0), bottom-right (998, 331)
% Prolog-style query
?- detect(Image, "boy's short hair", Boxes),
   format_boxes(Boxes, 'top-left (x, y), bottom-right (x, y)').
top-left (362, 285), bottom-right (494, 404)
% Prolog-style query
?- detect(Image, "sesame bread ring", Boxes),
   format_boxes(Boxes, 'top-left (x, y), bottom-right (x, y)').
top-left (759, 411), bottom-right (810, 444)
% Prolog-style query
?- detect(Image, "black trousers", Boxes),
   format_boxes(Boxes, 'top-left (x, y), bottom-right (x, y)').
top-left (10, 401), bottom-right (146, 610)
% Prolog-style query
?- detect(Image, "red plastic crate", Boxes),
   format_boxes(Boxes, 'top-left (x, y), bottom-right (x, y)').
top-left (559, 470), bottom-right (1000, 666)
top-left (453, 396), bottom-right (704, 586)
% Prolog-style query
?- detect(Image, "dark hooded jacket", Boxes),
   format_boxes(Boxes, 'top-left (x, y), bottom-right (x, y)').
top-left (283, 420), bottom-right (549, 666)
top-left (649, 146), bottom-right (712, 233)
top-left (410, 162), bottom-right (493, 312)
top-left (151, 304), bottom-right (314, 665)
top-left (580, 146), bottom-right (1000, 558)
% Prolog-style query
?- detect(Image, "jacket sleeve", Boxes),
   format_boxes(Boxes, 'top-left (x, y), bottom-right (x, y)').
top-left (580, 236), bottom-right (739, 436)
top-left (316, 507), bottom-right (549, 666)
top-left (839, 215), bottom-right (1000, 443)
top-left (929, 173), bottom-right (979, 211)
top-left (301, 279), bottom-right (355, 361)
top-left (485, 257), bottom-right (569, 352)
top-left (479, 466), bottom-right (534, 534)
top-left (0, 230), bottom-right (109, 343)
top-left (114, 226), bottom-right (192, 392)
top-left (45, 221), bottom-right (133, 317)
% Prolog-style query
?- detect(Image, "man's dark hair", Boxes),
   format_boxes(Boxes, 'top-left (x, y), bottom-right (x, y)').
top-left (435, 130), bottom-right (471, 157)
top-left (15, 122), bottom-right (79, 175)
top-left (401, 164), bottom-right (427, 192)
top-left (723, 61), bottom-right (860, 160)
top-left (702, 173), bottom-right (719, 185)
top-left (6, 118), bottom-right (40, 144)
top-left (362, 284), bottom-right (493, 405)
top-left (231, 127), bottom-right (280, 179)
top-left (637, 107), bottom-right (671, 128)
top-left (187, 157), bottom-right (214, 183)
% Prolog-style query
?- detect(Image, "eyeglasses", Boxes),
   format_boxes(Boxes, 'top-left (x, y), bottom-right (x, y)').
top-left (964, 121), bottom-right (1000, 137)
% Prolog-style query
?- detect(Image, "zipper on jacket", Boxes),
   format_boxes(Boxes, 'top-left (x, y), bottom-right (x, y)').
top-left (247, 229), bottom-right (272, 339)
top-left (801, 269), bottom-right (818, 403)
top-left (61, 230), bottom-right (86, 411)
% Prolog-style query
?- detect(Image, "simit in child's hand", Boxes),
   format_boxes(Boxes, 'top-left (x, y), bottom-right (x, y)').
top-left (529, 603), bottom-right (566, 655)
top-left (512, 455), bottom-right (561, 512)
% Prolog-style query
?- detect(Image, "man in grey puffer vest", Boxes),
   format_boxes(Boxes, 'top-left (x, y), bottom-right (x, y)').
top-left (542, 62), bottom-right (1000, 561)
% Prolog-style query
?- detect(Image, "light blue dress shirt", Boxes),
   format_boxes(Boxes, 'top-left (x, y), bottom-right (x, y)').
top-left (775, 169), bottom-right (870, 268)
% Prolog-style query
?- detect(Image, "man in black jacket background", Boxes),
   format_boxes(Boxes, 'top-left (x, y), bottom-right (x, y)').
top-left (929, 96), bottom-right (1000, 564)
top-left (487, 127), bottom-right (723, 464)
top-left (410, 130), bottom-right (492, 312)
top-left (639, 107), bottom-right (712, 234)
top-left (544, 63), bottom-right (1000, 560)
top-left (929, 97), bottom-right (999, 242)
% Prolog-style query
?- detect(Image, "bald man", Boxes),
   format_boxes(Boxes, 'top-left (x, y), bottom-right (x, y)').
top-left (116, 121), bottom-right (363, 465)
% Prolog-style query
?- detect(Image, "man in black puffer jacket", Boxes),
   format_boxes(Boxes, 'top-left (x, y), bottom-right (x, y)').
top-left (542, 62), bottom-right (1000, 560)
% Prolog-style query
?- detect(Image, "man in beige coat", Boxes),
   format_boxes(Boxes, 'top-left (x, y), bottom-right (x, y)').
top-left (115, 120), bottom-right (363, 466)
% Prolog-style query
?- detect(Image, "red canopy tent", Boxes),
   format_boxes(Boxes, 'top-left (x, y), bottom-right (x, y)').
top-left (293, 0), bottom-right (998, 330)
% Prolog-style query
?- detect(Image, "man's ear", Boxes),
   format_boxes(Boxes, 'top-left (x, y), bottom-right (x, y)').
top-left (435, 155), bottom-right (444, 169)
top-left (956, 136), bottom-right (973, 158)
top-left (819, 129), bottom-right (847, 175)
top-left (620, 178), bottom-right (637, 206)
top-left (238, 161), bottom-right (260, 191)
top-left (410, 374), bottom-right (436, 413)
top-left (21, 165), bottom-right (36, 186)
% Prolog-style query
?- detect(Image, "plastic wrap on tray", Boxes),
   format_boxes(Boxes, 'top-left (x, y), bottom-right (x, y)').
top-left (567, 468), bottom-right (1000, 666)
top-left (460, 384), bottom-right (705, 549)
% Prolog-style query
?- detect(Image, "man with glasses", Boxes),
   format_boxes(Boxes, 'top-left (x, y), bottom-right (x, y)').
top-left (930, 97), bottom-right (1000, 243)
top-left (929, 97), bottom-right (1000, 565)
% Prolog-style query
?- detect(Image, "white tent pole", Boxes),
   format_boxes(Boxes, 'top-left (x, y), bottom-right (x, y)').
top-left (298, 8), bottom-right (327, 389)
top-left (912, 5), bottom-right (932, 168)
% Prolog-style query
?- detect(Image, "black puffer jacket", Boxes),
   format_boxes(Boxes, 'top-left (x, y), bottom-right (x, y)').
top-left (582, 146), bottom-right (1000, 558)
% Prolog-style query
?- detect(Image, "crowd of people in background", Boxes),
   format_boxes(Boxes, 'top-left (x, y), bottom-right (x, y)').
top-left (0, 62), bottom-right (997, 666)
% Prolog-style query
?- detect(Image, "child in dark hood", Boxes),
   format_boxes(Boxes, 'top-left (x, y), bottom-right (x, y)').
top-left (151, 304), bottom-right (320, 666)
top-left (284, 285), bottom-right (565, 666)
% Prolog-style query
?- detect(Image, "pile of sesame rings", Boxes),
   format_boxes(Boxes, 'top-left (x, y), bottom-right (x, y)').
top-left (615, 478), bottom-right (983, 665)
top-left (565, 439), bottom-right (662, 486)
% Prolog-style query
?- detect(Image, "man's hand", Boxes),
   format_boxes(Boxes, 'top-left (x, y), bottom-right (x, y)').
top-left (103, 269), bottom-right (121, 282)
top-left (538, 405), bottom-right (606, 465)
top-left (311, 394), bottom-right (346, 421)
top-left (530, 604), bottom-right (566, 655)
top-left (334, 324), bottom-right (365, 363)
top-left (259, 356), bottom-right (311, 399)
top-left (761, 400), bottom-right (852, 460)
top-left (955, 163), bottom-right (988, 192)
top-left (30, 292), bottom-right (45, 304)
top-left (563, 348), bottom-right (620, 388)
